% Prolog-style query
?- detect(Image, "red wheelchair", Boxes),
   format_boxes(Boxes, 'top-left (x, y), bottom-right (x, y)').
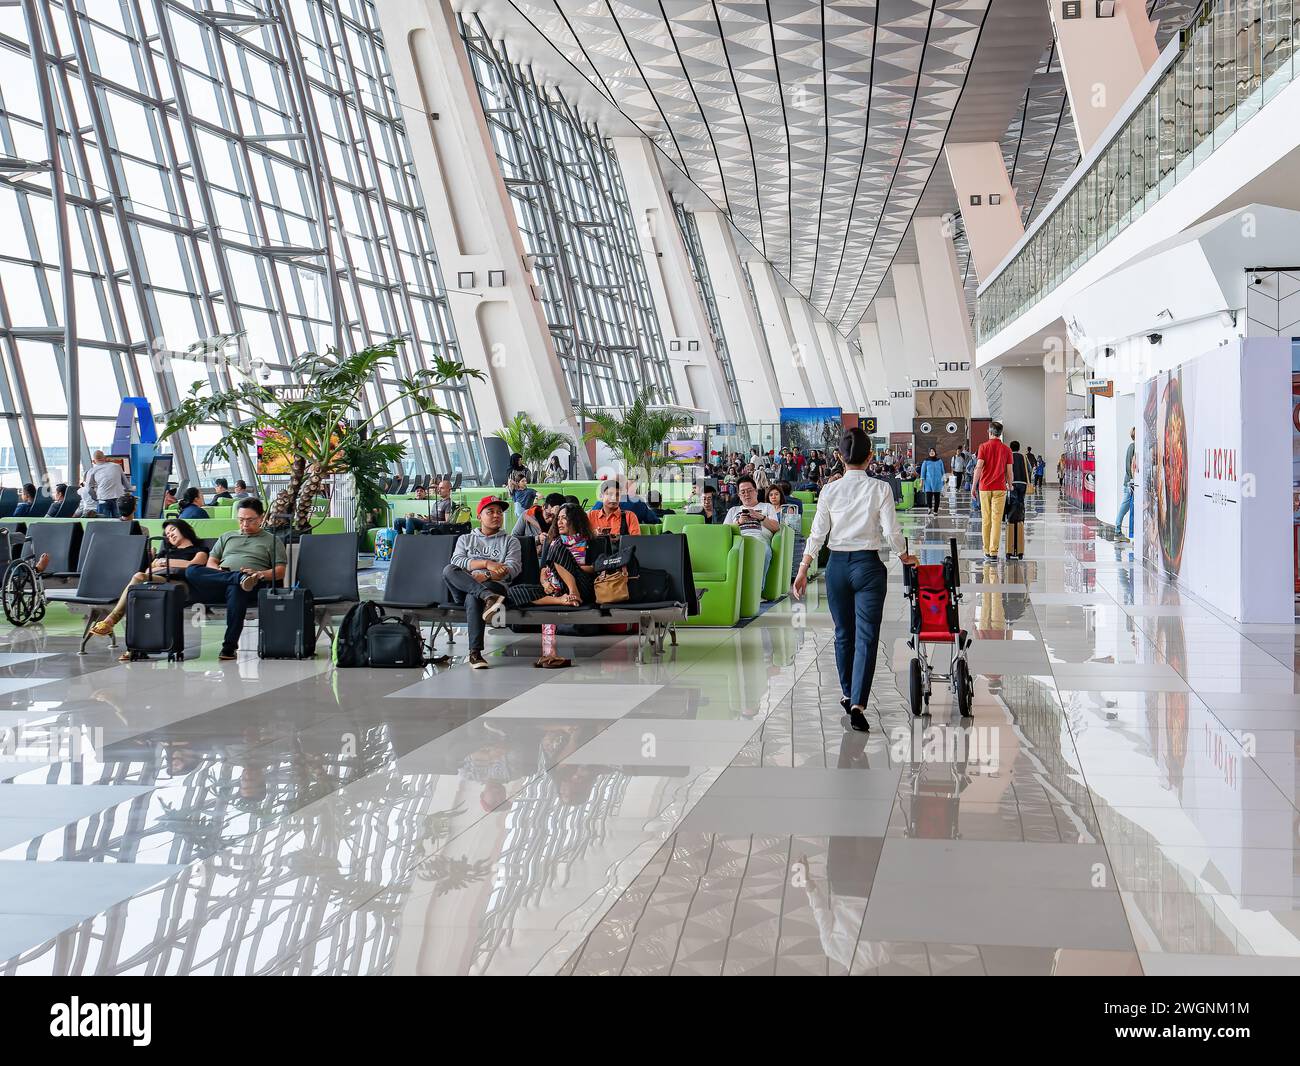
top-left (901, 537), bottom-right (974, 718)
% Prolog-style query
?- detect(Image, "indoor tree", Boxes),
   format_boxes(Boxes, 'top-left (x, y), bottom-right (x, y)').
top-left (160, 337), bottom-right (483, 531)
top-left (577, 386), bottom-right (693, 487)
top-left (492, 413), bottom-right (570, 480)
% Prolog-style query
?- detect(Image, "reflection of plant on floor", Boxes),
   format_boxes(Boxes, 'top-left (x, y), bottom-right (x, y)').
top-left (421, 806), bottom-right (467, 854)
top-left (415, 853), bottom-right (495, 896)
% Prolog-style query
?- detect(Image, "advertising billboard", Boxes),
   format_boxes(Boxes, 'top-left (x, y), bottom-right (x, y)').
top-left (779, 407), bottom-right (842, 453)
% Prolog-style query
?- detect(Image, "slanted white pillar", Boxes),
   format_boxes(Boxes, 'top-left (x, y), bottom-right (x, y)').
top-left (747, 259), bottom-right (815, 407)
top-left (693, 211), bottom-right (781, 422)
top-left (373, 0), bottom-right (575, 440)
top-left (856, 322), bottom-right (893, 436)
top-left (786, 297), bottom-right (837, 408)
top-left (944, 142), bottom-right (1026, 282)
top-left (891, 263), bottom-right (938, 383)
top-left (914, 215), bottom-right (988, 416)
top-left (871, 297), bottom-right (916, 434)
top-left (1049, 0), bottom-right (1159, 154)
top-left (614, 137), bottom-right (736, 423)
top-left (814, 319), bottom-right (855, 411)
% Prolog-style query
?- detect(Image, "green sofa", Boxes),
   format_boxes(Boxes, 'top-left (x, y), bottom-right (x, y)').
top-left (682, 524), bottom-right (742, 627)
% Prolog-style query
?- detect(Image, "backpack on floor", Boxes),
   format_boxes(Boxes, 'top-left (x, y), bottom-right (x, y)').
top-left (335, 600), bottom-right (383, 667)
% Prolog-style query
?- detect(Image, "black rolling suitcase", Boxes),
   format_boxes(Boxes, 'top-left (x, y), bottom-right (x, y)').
top-left (257, 531), bottom-right (315, 659)
top-left (124, 538), bottom-right (186, 661)
top-left (257, 586), bottom-right (315, 659)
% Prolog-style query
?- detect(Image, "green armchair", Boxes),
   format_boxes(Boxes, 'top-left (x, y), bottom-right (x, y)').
top-left (683, 524), bottom-right (742, 627)
top-left (662, 513), bottom-right (704, 534)
top-left (762, 526), bottom-right (796, 601)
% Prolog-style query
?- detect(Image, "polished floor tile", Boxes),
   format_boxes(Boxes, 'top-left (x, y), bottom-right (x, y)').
top-left (1, 486), bottom-right (1298, 975)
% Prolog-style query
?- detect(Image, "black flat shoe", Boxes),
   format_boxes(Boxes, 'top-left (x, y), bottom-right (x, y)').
top-left (840, 696), bottom-right (851, 713)
top-left (848, 708), bottom-right (870, 733)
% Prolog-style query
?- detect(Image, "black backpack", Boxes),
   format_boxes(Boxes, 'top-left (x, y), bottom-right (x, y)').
top-left (335, 601), bottom-right (382, 667)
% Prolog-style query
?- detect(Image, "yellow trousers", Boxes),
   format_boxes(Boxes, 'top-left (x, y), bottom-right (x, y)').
top-left (980, 490), bottom-right (1006, 555)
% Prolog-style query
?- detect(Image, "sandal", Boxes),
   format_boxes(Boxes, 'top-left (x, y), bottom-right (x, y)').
top-left (533, 655), bottom-right (572, 669)
top-left (90, 620), bottom-right (116, 638)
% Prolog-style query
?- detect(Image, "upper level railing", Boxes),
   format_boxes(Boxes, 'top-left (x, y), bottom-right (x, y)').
top-left (977, 1), bottom-right (1299, 343)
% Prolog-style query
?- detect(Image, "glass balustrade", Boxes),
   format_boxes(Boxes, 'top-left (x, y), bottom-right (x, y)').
top-left (977, 0), bottom-right (1297, 343)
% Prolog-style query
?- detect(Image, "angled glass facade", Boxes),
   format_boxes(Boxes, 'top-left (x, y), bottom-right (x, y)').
top-left (672, 200), bottom-right (746, 428)
top-left (460, 14), bottom-right (675, 410)
top-left (0, 0), bottom-right (484, 486)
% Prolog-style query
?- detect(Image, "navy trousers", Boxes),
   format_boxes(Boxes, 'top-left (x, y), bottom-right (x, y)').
top-left (824, 549), bottom-right (888, 710)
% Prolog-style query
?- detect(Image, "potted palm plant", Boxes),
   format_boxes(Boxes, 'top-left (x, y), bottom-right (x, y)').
top-left (160, 337), bottom-right (483, 531)
top-left (577, 386), bottom-right (693, 488)
top-left (492, 413), bottom-right (571, 480)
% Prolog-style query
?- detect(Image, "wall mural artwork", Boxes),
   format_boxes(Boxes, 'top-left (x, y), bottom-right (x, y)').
top-left (1141, 370), bottom-right (1189, 576)
top-left (913, 417), bottom-right (967, 464)
top-left (914, 389), bottom-right (970, 419)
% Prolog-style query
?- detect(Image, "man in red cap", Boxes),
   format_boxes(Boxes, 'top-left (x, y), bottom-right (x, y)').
top-left (442, 496), bottom-right (522, 668)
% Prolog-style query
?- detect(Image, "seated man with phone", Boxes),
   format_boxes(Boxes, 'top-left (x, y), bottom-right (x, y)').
top-left (724, 474), bottom-right (781, 580)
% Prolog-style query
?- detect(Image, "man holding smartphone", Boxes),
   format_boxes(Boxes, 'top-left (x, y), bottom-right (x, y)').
top-left (724, 475), bottom-right (781, 580)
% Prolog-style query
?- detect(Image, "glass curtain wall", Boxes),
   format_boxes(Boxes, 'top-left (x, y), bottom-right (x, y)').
top-left (978, 0), bottom-right (1297, 341)
top-left (0, 0), bottom-right (484, 487)
top-left (671, 200), bottom-right (746, 429)
top-left (459, 14), bottom-right (675, 410)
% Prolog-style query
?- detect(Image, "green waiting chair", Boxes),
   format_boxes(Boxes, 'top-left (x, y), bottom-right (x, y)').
top-left (683, 524), bottom-right (742, 627)
top-left (662, 513), bottom-right (704, 534)
top-left (762, 526), bottom-right (796, 602)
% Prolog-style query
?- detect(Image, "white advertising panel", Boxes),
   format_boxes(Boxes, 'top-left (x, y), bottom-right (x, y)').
top-left (1137, 339), bottom-right (1291, 623)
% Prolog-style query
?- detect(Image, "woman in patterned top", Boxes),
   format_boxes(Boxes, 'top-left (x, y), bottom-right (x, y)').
top-left (507, 504), bottom-right (596, 607)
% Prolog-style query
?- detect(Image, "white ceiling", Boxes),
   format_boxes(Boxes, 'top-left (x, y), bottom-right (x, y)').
top-left (461, 0), bottom-right (1202, 336)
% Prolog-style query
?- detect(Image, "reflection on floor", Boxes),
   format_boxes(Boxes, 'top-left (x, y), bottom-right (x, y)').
top-left (2, 487), bottom-right (1298, 975)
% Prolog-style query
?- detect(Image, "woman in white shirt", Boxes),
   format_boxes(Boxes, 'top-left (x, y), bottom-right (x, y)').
top-left (792, 428), bottom-right (915, 733)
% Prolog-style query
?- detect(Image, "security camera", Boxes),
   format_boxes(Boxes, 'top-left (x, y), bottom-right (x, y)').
top-left (1147, 333), bottom-right (1162, 345)
top-left (1252, 275), bottom-right (1264, 285)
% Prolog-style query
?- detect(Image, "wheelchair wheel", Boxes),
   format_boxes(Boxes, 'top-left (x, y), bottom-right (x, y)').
top-left (2, 561), bottom-right (38, 626)
top-left (954, 657), bottom-right (973, 718)
top-left (908, 657), bottom-right (925, 717)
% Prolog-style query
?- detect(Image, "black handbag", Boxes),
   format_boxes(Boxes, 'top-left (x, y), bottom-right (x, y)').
top-left (593, 542), bottom-right (638, 576)
top-left (364, 617), bottom-right (424, 667)
top-left (631, 567), bottom-right (671, 603)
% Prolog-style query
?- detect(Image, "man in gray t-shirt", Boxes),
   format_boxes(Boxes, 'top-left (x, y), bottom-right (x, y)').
top-left (184, 499), bottom-right (286, 660)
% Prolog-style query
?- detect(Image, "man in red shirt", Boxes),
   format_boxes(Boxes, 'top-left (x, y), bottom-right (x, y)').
top-left (971, 421), bottom-right (1014, 559)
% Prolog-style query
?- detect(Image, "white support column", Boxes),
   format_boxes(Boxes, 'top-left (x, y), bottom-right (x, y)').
top-left (857, 321), bottom-right (893, 435)
top-left (693, 211), bottom-right (781, 422)
top-left (914, 215), bottom-right (989, 417)
top-left (871, 297), bottom-right (916, 433)
top-left (614, 136), bottom-right (735, 423)
top-left (372, 0), bottom-right (575, 439)
top-left (890, 263), bottom-right (938, 384)
top-left (835, 332), bottom-right (870, 412)
top-left (1049, 0), bottom-right (1159, 154)
top-left (786, 297), bottom-right (837, 407)
top-left (944, 142), bottom-right (1026, 282)
top-left (748, 260), bottom-right (815, 407)
top-left (814, 319), bottom-right (855, 411)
